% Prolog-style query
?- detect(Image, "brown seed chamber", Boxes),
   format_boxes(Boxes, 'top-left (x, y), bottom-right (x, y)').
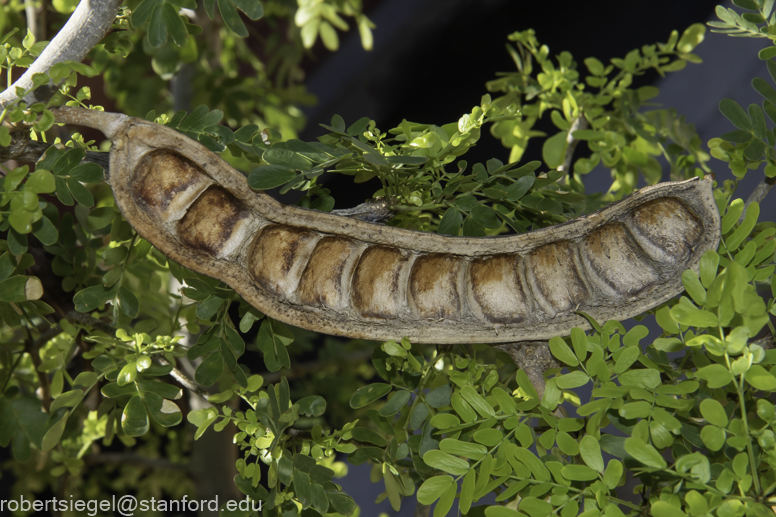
top-left (97, 113), bottom-right (719, 344)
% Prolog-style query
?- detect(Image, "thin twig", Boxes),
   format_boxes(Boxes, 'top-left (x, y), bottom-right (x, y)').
top-left (740, 175), bottom-right (776, 223)
top-left (557, 116), bottom-right (588, 176)
top-left (0, 0), bottom-right (123, 108)
top-left (155, 355), bottom-right (214, 405)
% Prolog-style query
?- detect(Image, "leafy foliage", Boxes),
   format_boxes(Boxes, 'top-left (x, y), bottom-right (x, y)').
top-left (2, 1), bottom-right (776, 517)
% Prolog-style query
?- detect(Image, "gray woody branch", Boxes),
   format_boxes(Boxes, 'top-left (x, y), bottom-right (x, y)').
top-left (0, 0), bottom-right (123, 109)
top-left (557, 116), bottom-right (588, 176)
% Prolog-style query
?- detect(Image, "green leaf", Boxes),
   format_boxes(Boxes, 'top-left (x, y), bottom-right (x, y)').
top-left (651, 501), bottom-right (687, 517)
top-left (423, 450), bottom-right (470, 476)
top-left (410, 402), bottom-right (429, 430)
top-left (426, 384), bottom-right (452, 408)
top-left (556, 431), bottom-right (580, 456)
top-left (754, 77), bottom-right (776, 109)
top-left (561, 464), bottom-right (598, 481)
top-left (0, 253), bottom-right (13, 283)
top-left (542, 131), bottom-right (567, 169)
top-left (382, 470), bottom-right (400, 512)
top-left (516, 369), bottom-right (539, 399)
top-left (351, 427), bottom-right (387, 447)
top-left (695, 364), bottom-right (733, 388)
top-left (66, 177), bottom-right (94, 207)
top-left (518, 497), bottom-right (553, 517)
top-left (511, 447), bottom-right (551, 481)
top-left (122, 395), bottom-right (150, 437)
top-left (41, 410), bottom-right (69, 451)
top-left (473, 428), bottom-right (503, 447)
top-left (417, 475), bottom-right (454, 505)
top-left (161, 2), bottom-right (188, 46)
top-left (549, 336), bottom-right (578, 366)
top-left (350, 383), bottom-right (392, 408)
top-left (727, 202), bottom-right (759, 250)
top-left (217, 0), bottom-right (248, 36)
top-left (745, 365), bottom-right (776, 391)
top-left (719, 99), bottom-right (751, 130)
top-left (263, 148), bottom-right (313, 169)
top-left (681, 270), bottom-right (706, 305)
top-left (437, 208), bottom-right (462, 236)
top-left (143, 392), bottom-right (182, 427)
top-left (319, 20), bottom-right (339, 51)
top-left (701, 425), bottom-right (725, 451)
top-left (669, 298), bottom-right (718, 327)
top-left (579, 435), bottom-right (604, 472)
top-left (685, 491), bottom-right (709, 517)
top-left (0, 276), bottom-right (43, 302)
top-left (195, 351), bottom-right (224, 386)
top-left (297, 395), bottom-right (326, 417)
top-left (619, 401), bottom-right (652, 419)
top-left (570, 328), bottom-right (587, 361)
top-left (328, 492), bottom-right (356, 516)
top-left (624, 437), bottom-right (666, 468)
top-left (504, 174), bottom-right (535, 201)
top-left (462, 216), bottom-right (485, 237)
top-left (700, 250), bottom-right (719, 288)
top-left (699, 398), bottom-right (729, 427)
top-left (196, 295), bottom-right (224, 320)
top-left (485, 508), bottom-right (527, 517)
top-left (733, 0), bottom-right (760, 10)
top-left (470, 205), bottom-right (502, 229)
top-left (744, 136), bottom-right (765, 160)
top-left (69, 163), bottom-right (103, 183)
top-left (132, 0), bottom-right (159, 26)
top-left (379, 390), bottom-right (409, 417)
top-left (147, 4), bottom-right (167, 47)
top-left (26, 169), bottom-right (56, 193)
top-left (101, 382), bottom-right (138, 398)
top-left (603, 459), bottom-right (623, 490)
top-left (32, 217), bottom-right (58, 245)
top-left (459, 468), bottom-right (475, 515)
top-left (232, 0), bottom-right (263, 19)
top-left (613, 346), bottom-right (640, 374)
top-left (720, 129), bottom-right (752, 144)
top-left (117, 286), bottom-right (139, 318)
top-left (439, 438), bottom-right (488, 460)
top-left (248, 165), bottom-right (297, 190)
top-left (73, 284), bottom-right (117, 312)
top-left (430, 413), bottom-right (460, 429)
top-left (556, 370), bottom-right (589, 389)
top-left (677, 24), bottom-right (705, 53)
top-left (618, 369), bottom-right (661, 389)
top-left (460, 386), bottom-right (495, 418)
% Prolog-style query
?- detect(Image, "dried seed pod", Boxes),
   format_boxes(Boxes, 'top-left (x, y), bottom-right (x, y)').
top-left (53, 107), bottom-right (721, 344)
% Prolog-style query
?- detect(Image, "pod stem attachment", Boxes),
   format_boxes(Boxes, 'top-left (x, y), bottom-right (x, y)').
top-left (51, 106), bottom-right (129, 140)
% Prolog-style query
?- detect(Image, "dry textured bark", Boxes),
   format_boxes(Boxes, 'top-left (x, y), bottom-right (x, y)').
top-left (0, 0), bottom-right (123, 109)
top-left (51, 107), bottom-right (722, 345)
top-left (495, 342), bottom-right (558, 400)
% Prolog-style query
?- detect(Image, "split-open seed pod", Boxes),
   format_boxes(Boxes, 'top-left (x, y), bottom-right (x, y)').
top-left (52, 107), bottom-right (721, 344)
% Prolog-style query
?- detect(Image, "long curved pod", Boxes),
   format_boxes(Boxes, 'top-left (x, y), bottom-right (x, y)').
top-left (53, 107), bottom-right (721, 344)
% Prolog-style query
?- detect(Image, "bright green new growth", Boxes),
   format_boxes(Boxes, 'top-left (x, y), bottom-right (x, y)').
top-left (2, 1), bottom-right (776, 517)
